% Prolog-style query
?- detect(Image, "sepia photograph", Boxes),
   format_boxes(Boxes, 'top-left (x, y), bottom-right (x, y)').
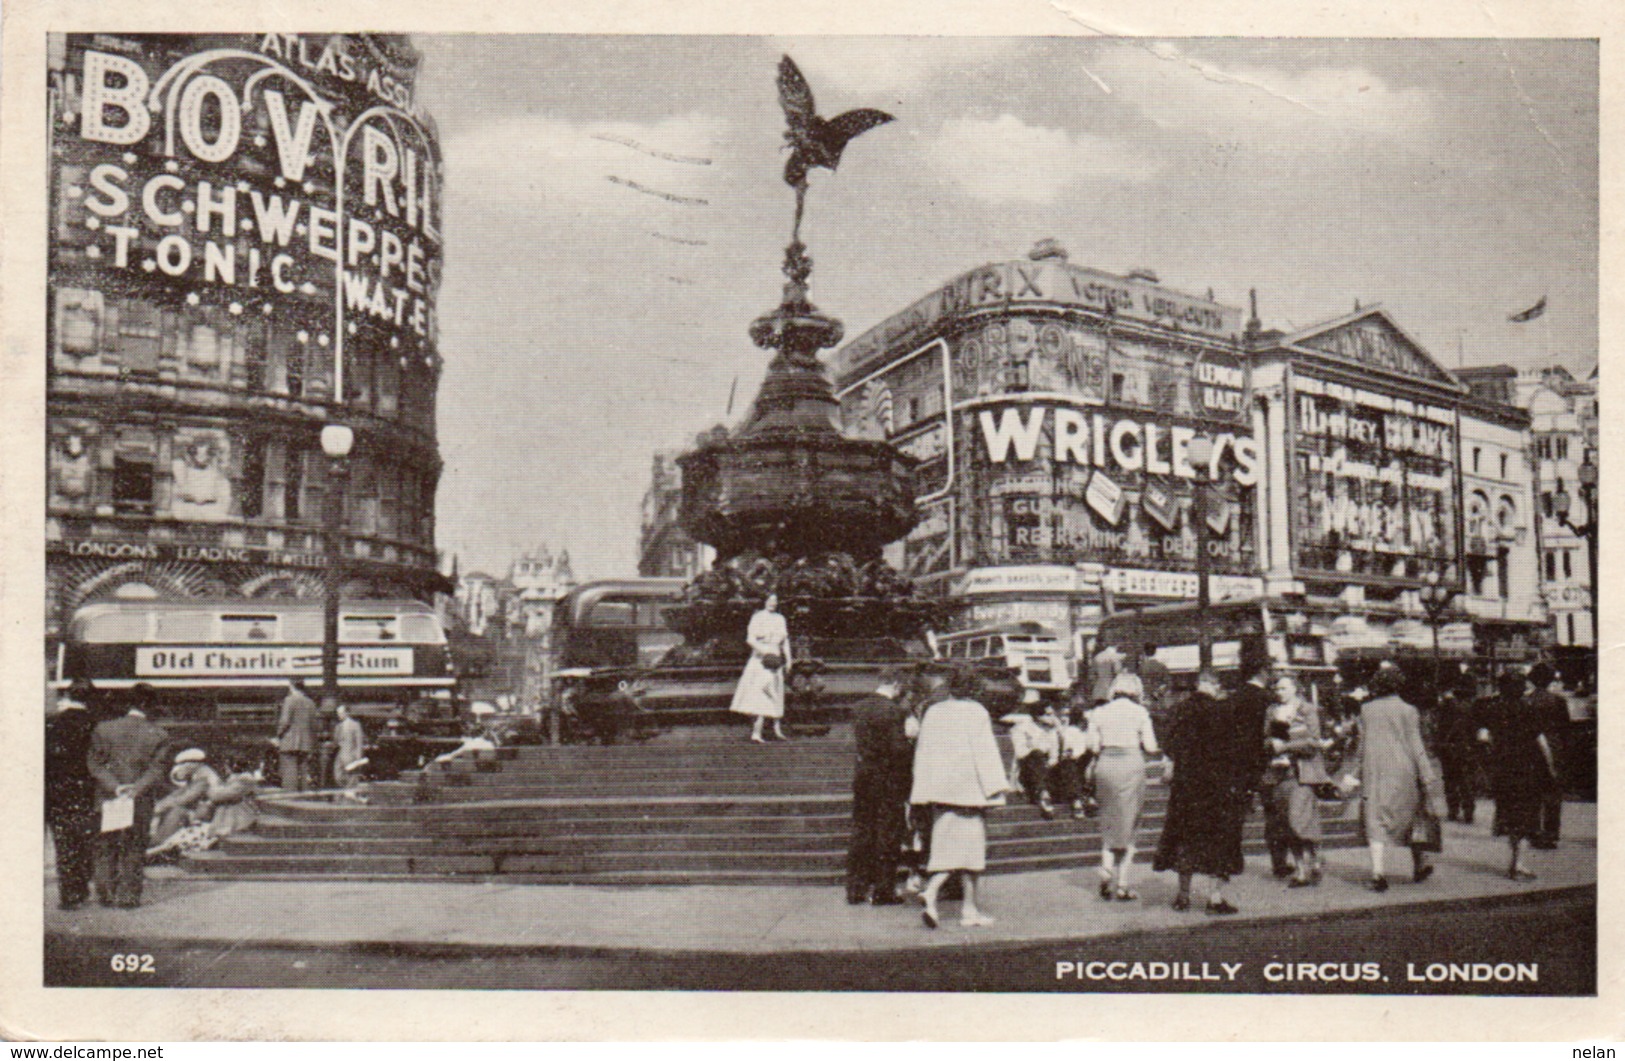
top-left (2, 1), bottom-right (1615, 1042)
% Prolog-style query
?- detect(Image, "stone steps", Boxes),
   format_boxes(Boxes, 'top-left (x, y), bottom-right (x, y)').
top-left (185, 727), bottom-right (1360, 884)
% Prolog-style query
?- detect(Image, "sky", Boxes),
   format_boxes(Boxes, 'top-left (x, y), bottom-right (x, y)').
top-left (411, 36), bottom-right (1598, 583)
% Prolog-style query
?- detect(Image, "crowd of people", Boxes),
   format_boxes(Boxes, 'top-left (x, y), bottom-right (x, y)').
top-left (44, 677), bottom-right (368, 911)
top-left (845, 649), bottom-right (1582, 930)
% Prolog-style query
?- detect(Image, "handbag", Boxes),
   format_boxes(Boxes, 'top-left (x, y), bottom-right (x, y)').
top-left (761, 653), bottom-right (784, 672)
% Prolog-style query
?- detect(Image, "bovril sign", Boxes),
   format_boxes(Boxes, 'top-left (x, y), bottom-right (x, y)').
top-left (136, 646), bottom-right (411, 677)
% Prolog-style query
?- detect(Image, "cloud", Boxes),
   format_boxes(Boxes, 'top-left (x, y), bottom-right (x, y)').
top-left (1094, 42), bottom-right (1435, 150)
top-left (444, 111), bottom-right (732, 218)
top-left (769, 37), bottom-right (1019, 101)
top-left (926, 113), bottom-right (1158, 204)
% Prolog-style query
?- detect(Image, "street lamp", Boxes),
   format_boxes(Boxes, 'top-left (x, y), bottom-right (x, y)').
top-left (319, 423), bottom-right (355, 713)
top-left (1186, 434), bottom-right (1216, 670)
top-left (1419, 569), bottom-right (1458, 707)
top-left (1553, 450), bottom-right (1599, 647)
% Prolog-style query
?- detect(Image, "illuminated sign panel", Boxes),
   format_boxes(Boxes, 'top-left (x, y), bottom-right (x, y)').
top-left (961, 400), bottom-right (1258, 577)
top-left (52, 35), bottom-right (442, 359)
top-left (1290, 374), bottom-right (1459, 582)
top-left (837, 260), bottom-right (1245, 379)
top-left (136, 645), bottom-right (412, 676)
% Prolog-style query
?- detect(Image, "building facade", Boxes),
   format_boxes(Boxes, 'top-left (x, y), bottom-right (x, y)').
top-left (832, 242), bottom-right (1259, 659)
top-left (832, 242), bottom-right (1550, 672)
top-left (46, 33), bottom-right (447, 644)
top-left (1461, 363), bottom-right (1597, 650)
top-left (639, 448), bottom-right (716, 580)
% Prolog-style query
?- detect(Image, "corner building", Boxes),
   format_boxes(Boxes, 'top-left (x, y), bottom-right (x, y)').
top-left (833, 244), bottom-right (1546, 672)
top-left (46, 34), bottom-right (447, 646)
top-left (833, 244), bottom-right (1261, 661)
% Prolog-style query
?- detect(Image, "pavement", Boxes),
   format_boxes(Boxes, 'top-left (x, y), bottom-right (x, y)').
top-left (43, 800), bottom-right (1596, 957)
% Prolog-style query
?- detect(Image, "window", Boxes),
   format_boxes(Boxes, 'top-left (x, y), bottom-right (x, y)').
top-left (286, 336), bottom-right (305, 396)
top-left (1111, 372), bottom-right (1126, 402)
top-left (1546, 551), bottom-right (1558, 582)
top-left (221, 614), bottom-right (280, 641)
top-left (112, 455), bottom-right (154, 514)
top-left (1563, 550), bottom-right (1573, 579)
top-left (239, 437), bottom-right (266, 518)
top-left (341, 615), bottom-right (399, 642)
top-left (244, 327), bottom-right (267, 391)
top-left (1566, 614), bottom-right (1576, 645)
top-left (284, 445), bottom-right (304, 522)
top-left (300, 451), bottom-right (328, 529)
top-left (116, 301), bottom-right (162, 373)
top-left (376, 352), bottom-right (400, 417)
top-left (1542, 492), bottom-right (1554, 518)
top-left (1556, 437), bottom-right (1569, 460)
top-left (1472, 447), bottom-right (1481, 473)
top-left (154, 610), bottom-right (211, 641)
top-left (379, 462), bottom-right (400, 539)
top-left (1498, 547), bottom-right (1511, 601)
top-left (589, 602), bottom-right (636, 626)
top-left (400, 614), bottom-right (443, 643)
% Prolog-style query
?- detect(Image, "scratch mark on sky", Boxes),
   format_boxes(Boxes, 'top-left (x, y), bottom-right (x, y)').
top-left (607, 175), bottom-right (709, 206)
top-left (1047, 2), bottom-right (1325, 118)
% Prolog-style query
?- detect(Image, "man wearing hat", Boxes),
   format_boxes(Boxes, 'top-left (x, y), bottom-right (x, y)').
top-left (87, 685), bottom-right (171, 908)
top-left (846, 667), bottom-right (915, 905)
top-left (46, 680), bottom-right (101, 909)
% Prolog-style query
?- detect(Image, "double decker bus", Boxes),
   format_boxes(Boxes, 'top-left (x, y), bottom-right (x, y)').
top-left (1092, 597), bottom-right (1335, 707)
top-left (933, 623), bottom-right (1072, 693)
top-left (55, 598), bottom-right (459, 768)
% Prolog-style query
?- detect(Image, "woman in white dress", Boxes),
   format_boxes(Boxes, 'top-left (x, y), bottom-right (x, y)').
top-left (909, 666), bottom-right (1010, 929)
top-left (1086, 672), bottom-right (1161, 902)
top-left (730, 593), bottom-right (791, 743)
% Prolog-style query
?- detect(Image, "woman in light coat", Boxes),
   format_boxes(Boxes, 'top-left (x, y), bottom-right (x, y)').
top-left (1086, 672), bottom-right (1161, 901)
top-left (729, 594), bottom-right (791, 742)
top-left (1341, 666), bottom-right (1446, 891)
top-left (910, 666), bottom-right (1010, 929)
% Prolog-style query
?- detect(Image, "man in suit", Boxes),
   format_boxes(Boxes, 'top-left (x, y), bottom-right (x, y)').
top-left (846, 667), bottom-right (915, 905)
top-left (277, 677), bottom-right (318, 791)
top-left (87, 685), bottom-right (171, 908)
top-left (1228, 661), bottom-right (1289, 877)
top-left (46, 681), bottom-right (102, 909)
top-left (1526, 663), bottom-right (1570, 849)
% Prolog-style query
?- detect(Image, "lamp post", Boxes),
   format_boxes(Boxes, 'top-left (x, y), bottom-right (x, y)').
top-left (1553, 449), bottom-right (1599, 648)
top-left (1186, 435), bottom-right (1216, 670)
top-left (1419, 569), bottom-right (1458, 707)
top-left (319, 423), bottom-right (355, 713)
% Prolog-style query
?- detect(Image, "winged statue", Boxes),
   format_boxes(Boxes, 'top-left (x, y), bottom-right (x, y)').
top-left (776, 55), bottom-right (893, 239)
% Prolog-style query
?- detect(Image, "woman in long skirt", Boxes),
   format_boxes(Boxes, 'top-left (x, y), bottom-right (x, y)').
top-left (1484, 670), bottom-right (1559, 881)
top-left (909, 666), bottom-right (1010, 929)
top-left (1342, 665), bottom-right (1446, 892)
top-left (1153, 671), bottom-right (1245, 914)
top-left (1086, 672), bottom-right (1161, 902)
top-left (729, 594), bottom-right (791, 743)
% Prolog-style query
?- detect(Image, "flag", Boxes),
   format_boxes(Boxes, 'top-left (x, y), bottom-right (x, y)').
top-left (1509, 297), bottom-right (1547, 323)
